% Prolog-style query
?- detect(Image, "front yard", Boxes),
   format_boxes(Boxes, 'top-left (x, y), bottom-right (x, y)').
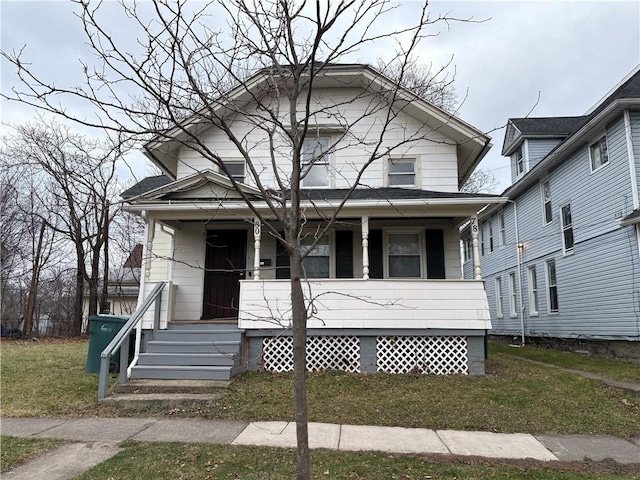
top-left (1, 338), bottom-right (639, 437)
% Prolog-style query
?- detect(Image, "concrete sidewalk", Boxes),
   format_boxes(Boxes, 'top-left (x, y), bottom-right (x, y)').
top-left (2, 416), bottom-right (639, 479)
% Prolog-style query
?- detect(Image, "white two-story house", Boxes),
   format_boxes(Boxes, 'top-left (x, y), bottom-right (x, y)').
top-left (121, 64), bottom-right (506, 380)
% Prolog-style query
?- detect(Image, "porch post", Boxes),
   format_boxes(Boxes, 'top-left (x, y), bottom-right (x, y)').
top-left (361, 216), bottom-right (369, 280)
top-left (471, 215), bottom-right (482, 279)
top-left (253, 219), bottom-right (261, 280)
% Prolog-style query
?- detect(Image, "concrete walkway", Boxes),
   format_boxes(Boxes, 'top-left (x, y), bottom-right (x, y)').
top-left (2, 416), bottom-right (639, 479)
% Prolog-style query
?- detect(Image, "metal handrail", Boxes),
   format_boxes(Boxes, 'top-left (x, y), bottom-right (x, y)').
top-left (98, 281), bottom-right (166, 400)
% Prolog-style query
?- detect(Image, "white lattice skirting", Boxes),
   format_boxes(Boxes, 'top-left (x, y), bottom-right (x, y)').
top-left (261, 335), bottom-right (469, 375)
top-left (263, 336), bottom-right (361, 373)
top-left (377, 336), bottom-right (469, 375)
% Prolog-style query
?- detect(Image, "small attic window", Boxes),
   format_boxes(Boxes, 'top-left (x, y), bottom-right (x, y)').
top-left (221, 161), bottom-right (245, 183)
top-left (514, 144), bottom-right (525, 176)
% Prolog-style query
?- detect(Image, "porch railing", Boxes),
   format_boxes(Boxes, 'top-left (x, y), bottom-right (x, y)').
top-left (98, 281), bottom-right (166, 400)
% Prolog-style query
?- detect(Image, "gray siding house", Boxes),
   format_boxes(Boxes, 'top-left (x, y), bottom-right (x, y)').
top-left (463, 67), bottom-right (640, 358)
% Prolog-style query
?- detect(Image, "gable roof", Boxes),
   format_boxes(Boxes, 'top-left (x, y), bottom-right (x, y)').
top-left (142, 63), bottom-right (491, 189)
top-left (500, 66), bottom-right (640, 197)
top-left (502, 116), bottom-right (586, 156)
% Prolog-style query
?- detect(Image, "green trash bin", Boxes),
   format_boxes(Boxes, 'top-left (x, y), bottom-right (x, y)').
top-left (85, 315), bottom-right (131, 374)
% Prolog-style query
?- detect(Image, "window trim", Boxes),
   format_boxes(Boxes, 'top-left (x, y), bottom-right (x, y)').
top-left (527, 265), bottom-right (539, 316)
top-left (545, 259), bottom-right (559, 314)
top-left (508, 272), bottom-right (518, 318)
top-left (220, 159), bottom-right (246, 184)
top-left (386, 157), bottom-right (418, 188)
top-left (540, 179), bottom-right (552, 225)
top-left (301, 136), bottom-right (332, 188)
top-left (589, 135), bottom-right (609, 173)
top-left (560, 202), bottom-right (575, 255)
top-left (383, 228), bottom-right (425, 279)
top-left (300, 230), bottom-right (334, 279)
top-left (495, 277), bottom-right (504, 319)
top-left (514, 141), bottom-right (527, 177)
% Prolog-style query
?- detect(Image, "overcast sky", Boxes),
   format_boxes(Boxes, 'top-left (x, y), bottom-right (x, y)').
top-left (1, 1), bottom-right (639, 191)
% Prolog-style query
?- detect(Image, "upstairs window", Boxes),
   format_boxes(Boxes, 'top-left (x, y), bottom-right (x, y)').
top-left (302, 137), bottom-right (330, 187)
top-left (499, 212), bottom-right (506, 247)
top-left (387, 232), bottom-right (421, 278)
top-left (489, 220), bottom-right (495, 253)
top-left (589, 136), bottom-right (609, 172)
top-left (541, 180), bottom-right (552, 225)
top-left (560, 203), bottom-right (574, 254)
top-left (221, 161), bottom-right (245, 183)
top-left (388, 158), bottom-right (416, 187)
top-left (514, 144), bottom-right (525, 176)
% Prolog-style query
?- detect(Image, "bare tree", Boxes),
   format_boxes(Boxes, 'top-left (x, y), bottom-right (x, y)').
top-left (2, 1), bottom-right (475, 476)
top-left (461, 168), bottom-right (499, 194)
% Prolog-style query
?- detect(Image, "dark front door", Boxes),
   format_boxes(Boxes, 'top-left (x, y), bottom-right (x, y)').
top-left (202, 230), bottom-right (247, 320)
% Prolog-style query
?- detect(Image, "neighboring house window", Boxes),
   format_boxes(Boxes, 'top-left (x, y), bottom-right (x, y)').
top-left (100, 301), bottom-right (111, 314)
top-left (221, 161), bottom-right (245, 183)
top-left (300, 234), bottom-right (330, 278)
top-left (528, 266), bottom-right (539, 316)
top-left (495, 277), bottom-right (504, 318)
top-left (514, 144), bottom-right (525, 176)
top-left (489, 220), bottom-right (494, 253)
top-left (546, 259), bottom-right (559, 313)
top-left (480, 224), bottom-right (485, 256)
top-left (499, 213), bottom-right (506, 247)
top-left (388, 158), bottom-right (416, 187)
top-left (541, 180), bottom-right (552, 225)
top-left (589, 136), bottom-right (609, 172)
top-left (387, 232), bottom-right (421, 278)
top-left (508, 272), bottom-right (517, 317)
top-left (463, 236), bottom-right (472, 262)
top-left (302, 137), bottom-right (330, 187)
top-left (560, 203), bottom-right (574, 254)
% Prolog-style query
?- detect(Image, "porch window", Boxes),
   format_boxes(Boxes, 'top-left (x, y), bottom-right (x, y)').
top-left (221, 160), bottom-right (245, 183)
top-left (528, 266), bottom-right (539, 316)
top-left (387, 158), bottom-right (416, 187)
top-left (463, 236), bottom-right (472, 262)
top-left (589, 136), bottom-right (609, 172)
top-left (560, 203), bottom-right (574, 254)
top-left (302, 137), bottom-right (330, 187)
top-left (301, 234), bottom-right (331, 278)
top-left (387, 232), bottom-right (421, 278)
top-left (546, 259), bottom-right (559, 313)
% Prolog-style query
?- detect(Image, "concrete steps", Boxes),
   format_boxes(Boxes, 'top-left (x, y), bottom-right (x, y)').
top-left (129, 323), bottom-right (245, 381)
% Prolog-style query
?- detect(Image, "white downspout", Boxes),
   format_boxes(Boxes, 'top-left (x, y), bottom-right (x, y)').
top-left (624, 110), bottom-right (639, 210)
top-left (505, 199), bottom-right (525, 346)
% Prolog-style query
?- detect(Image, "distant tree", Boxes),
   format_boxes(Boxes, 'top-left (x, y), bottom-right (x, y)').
top-left (461, 168), bottom-right (498, 194)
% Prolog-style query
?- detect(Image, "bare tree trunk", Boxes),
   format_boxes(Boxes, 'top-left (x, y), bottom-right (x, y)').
top-left (100, 202), bottom-right (110, 312)
top-left (289, 247), bottom-right (310, 480)
top-left (73, 265), bottom-right (84, 336)
top-left (24, 221), bottom-right (46, 335)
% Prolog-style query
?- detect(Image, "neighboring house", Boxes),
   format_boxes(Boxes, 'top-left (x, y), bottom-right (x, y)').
top-left (462, 67), bottom-right (640, 359)
top-left (121, 64), bottom-right (506, 381)
top-left (82, 245), bottom-right (142, 331)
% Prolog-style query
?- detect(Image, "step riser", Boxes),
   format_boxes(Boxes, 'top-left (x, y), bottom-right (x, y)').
top-left (153, 332), bottom-right (242, 342)
top-left (137, 354), bottom-right (238, 367)
top-left (145, 342), bottom-right (241, 355)
top-left (130, 368), bottom-right (234, 381)
top-left (168, 323), bottom-right (242, 331)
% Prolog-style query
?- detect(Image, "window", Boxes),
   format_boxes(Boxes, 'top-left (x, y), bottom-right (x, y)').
top-left (499, 213), bottom-right (506, 247)
top-left (463, 236), bottom-right (472, 262)
top-left (528, 266), bottom-right (539, 316)
top-left (514, 144), bottom-right (525, 176)
top-left (388, 158), bottom-right (416, 187)
top-left (508, 272), bottom-right (517, 317)
top-left (387, 232), bottom-right (421, 278)
top-left (221, 161), bottom-right (245, 183)
top-left (99, 301), bottom-right (111, 314)
top-left (589, 136), bottom-right (609, 172)
top-left (489, 220), bottom-right (494, 253)
top-left (301, 234), bottom-right (330, 278)
top-left (541, 180), bottom-right (552, 224)
top-left (495, 277), bottom-right (504, 318)
top-left (560, 203), bottom-right (574, 254)
top-left (302, 137), bottom-right (330, 187)
top-left (546, 259), bottom-right (559, 313)
top-left (480, 224), bottom-right (485, 256)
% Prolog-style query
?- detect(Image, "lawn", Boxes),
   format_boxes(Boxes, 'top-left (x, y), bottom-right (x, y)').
top-left (490, 342), bottom-right (640, 383)
top-left (0, 436), bottom-right (65, 473)
top-left (74, 441), bottom-right (640, 480)
top-left (1, 339), bottom-right (639, 437)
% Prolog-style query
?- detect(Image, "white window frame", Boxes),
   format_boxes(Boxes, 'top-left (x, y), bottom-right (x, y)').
top-left (387, 158), bottom-right (418, 188)
top-left (508, 272), bottom-right (518, 318)
top-left (589, 135), bottom-right (609, 173)
top-left (546, 259), bottom-right (559, 314)
top-left (220, 160), bottom-right (246, 183)
top-left (495, 277), bottom-right (504, 319)
top-left (302, 136), bottom-right (331, 188)
top-left (560, 202), bottom-right (574, 255)
top-left (528, 266), bottom-right (539, 316)
top-left (300, 231), bottom-right (334, 279)
top-left (383, 229), bottom-right (424, 279)
top-left (499, 212), bottom-right (506, 247)
top-left (514, 142), bottom-right (526, 176)
top-left (540, 179), bottom-right (552, 225)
